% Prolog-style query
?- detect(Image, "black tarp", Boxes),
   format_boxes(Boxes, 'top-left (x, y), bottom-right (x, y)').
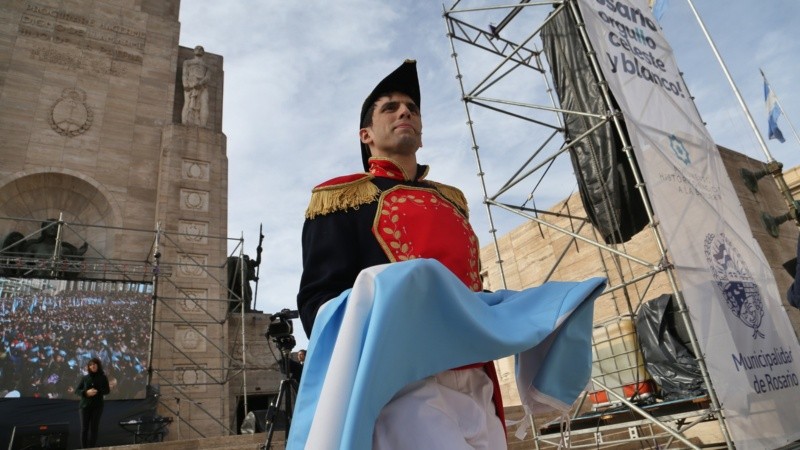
top-left (541, 6), bottom-right (649, 244)
top-left (0, 397), bottom-right (160, 449)
top-left (635, 294), bottom-right (706, 400)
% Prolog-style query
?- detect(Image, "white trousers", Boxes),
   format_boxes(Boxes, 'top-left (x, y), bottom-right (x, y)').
top-left (372, 367), bottom-right (507, 450)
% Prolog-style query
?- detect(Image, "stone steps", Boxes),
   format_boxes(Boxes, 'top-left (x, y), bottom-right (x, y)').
top-left (94, 432), bottom-right (283, 450)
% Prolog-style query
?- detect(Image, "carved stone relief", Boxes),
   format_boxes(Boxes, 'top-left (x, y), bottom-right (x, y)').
top-left (177, 253), bottom-right (207, 278)
top-left (175, 364), bottom-right (207, 392)
top-left (175, 325), bottom-right (207, 352)
top-left (179, 189), bottom-right (209, 212)
top-left (178, 288), bottom-right (207, 313)
top-left (231, 341), bottom-right (270, 365)
top-left (178, 220), bottom-right (208, 244)
top-left (49, 88), bottom-right (93, 137)
top-left (181, 159), bottom-right (210, 181)
top-left (181, 45), bottom-right (211, 127)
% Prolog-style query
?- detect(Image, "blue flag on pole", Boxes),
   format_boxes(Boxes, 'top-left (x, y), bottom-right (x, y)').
top-left (650, 0), bottom-right (669, 22)
top-left (764, 78), bottom-right (786, 143)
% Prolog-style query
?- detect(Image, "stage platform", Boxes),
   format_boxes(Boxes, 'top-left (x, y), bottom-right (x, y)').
top-left (93, 432), bottom-right (281, 450)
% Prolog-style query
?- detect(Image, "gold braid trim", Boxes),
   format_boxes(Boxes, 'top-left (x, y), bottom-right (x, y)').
top-left (305, 176), bottom-right (380, 219)
top-left (427, 181), bottom-right (469, 218)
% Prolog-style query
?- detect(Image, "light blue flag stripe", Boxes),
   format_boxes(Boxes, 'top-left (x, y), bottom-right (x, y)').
top-left (651, 0), bottom-right (668, 22)
top-left (765, 79), bottom-right (786, 143)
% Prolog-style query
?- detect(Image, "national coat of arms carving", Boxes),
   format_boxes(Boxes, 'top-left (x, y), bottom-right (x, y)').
top-left (49, 88), bottom-right (93, 137)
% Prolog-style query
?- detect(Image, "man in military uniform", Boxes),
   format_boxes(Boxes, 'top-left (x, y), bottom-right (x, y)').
top-left (297, 60), bottom-right (505, 449)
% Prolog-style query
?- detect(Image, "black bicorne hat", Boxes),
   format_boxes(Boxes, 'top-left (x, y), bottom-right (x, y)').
top-left (359, 59), bottom-right (420, 171)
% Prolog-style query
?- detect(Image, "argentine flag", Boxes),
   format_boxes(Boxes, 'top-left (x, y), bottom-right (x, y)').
top-left (287, 259), bottom-right (605, 450)
top-left (649, 0), bottom-right (668, 22)
top-left (765, 78), bottom-right (785, 143)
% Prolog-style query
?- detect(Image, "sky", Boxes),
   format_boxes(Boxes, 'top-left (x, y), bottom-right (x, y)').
top-left (178, 0), bottom-right (800, 349)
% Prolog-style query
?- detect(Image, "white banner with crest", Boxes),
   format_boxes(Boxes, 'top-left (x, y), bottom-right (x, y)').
top-left (576, 0), bottom-right (800, 447)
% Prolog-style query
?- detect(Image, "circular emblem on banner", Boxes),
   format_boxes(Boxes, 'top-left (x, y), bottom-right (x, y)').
top-left (50, 88), bottom-right (93, 137)
top-left (704, 232), bottom-right (765, 338)
top-left (669, 134), bottom-right (691, 166)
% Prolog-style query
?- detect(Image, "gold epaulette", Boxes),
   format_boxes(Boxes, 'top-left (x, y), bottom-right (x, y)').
top-left (305, 173), bottom-right (380, 219)
top-left (427, 181), bottom-right (469, 218)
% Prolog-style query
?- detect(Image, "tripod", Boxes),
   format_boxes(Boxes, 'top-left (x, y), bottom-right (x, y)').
top-left (262, 338), bottom-right (299, 450)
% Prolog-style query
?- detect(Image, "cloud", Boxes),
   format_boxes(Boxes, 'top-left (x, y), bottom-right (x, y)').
top-left (180, 0), bottom-right (800, 348)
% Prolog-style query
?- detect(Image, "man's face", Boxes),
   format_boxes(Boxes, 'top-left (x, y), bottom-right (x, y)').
top-left (360, 92), bottom-right (422, 159)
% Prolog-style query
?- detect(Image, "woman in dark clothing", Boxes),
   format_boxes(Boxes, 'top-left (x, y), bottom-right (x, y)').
top-left (75, 357), bottom-right (110, 448)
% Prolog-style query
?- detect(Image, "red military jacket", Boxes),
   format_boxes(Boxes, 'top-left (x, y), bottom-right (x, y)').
top-left (297, 157), bottom-right (505, 427)
top-left (298, 157), bottom-right (481, 334)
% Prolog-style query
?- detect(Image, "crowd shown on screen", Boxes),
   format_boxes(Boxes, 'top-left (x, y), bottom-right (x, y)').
top-left (0, 290), bottom-right (150, 399)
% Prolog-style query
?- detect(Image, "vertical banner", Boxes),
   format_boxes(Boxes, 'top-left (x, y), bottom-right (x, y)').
top-left (576, 0), bottom-right (800, 448)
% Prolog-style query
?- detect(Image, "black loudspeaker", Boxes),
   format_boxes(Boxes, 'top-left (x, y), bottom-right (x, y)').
top-left (236, 394), bottom-right (273, 434)
top-left (9, 423), bottom-right (69, 450)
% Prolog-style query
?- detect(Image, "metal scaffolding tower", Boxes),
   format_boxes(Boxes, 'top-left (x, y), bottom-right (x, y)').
top-left (0, 215), bottom-right (276, 440)
top-left (443, 1), bottom-right (734, 447)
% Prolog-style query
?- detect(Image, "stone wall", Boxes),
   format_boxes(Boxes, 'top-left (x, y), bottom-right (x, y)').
top-left (0, 0), bottom-right (239, 441)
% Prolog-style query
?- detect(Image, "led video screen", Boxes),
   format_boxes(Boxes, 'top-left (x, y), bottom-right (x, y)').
top-left (0, 278), bottom-right (152, 400)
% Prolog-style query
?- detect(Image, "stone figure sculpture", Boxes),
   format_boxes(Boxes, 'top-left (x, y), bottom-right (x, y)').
top-left (181, 45), bottom-right (211, 127)
top-left (0, 219), bottom-right (88, 278)
top-left (226, 254), bottom-right (260, 312)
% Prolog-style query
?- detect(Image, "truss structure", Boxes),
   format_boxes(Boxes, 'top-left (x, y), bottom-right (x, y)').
top-left (443, 1), bottom-right (734, 447)
top-left (0, 214), bottom-right (270, 439)
top-left (148, 221), bottom-right (257, 438)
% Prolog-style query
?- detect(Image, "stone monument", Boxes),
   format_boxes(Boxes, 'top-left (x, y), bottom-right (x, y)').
top-left (0, 1), bottom-right (247, 441)
top-left (181, 45), bottom-right (211, 127)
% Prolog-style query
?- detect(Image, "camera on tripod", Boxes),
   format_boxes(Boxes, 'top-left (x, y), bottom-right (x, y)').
top-left (265, 308), bottom-right (299, 351)
top-left (259, 308), bottom-right (301, 449)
